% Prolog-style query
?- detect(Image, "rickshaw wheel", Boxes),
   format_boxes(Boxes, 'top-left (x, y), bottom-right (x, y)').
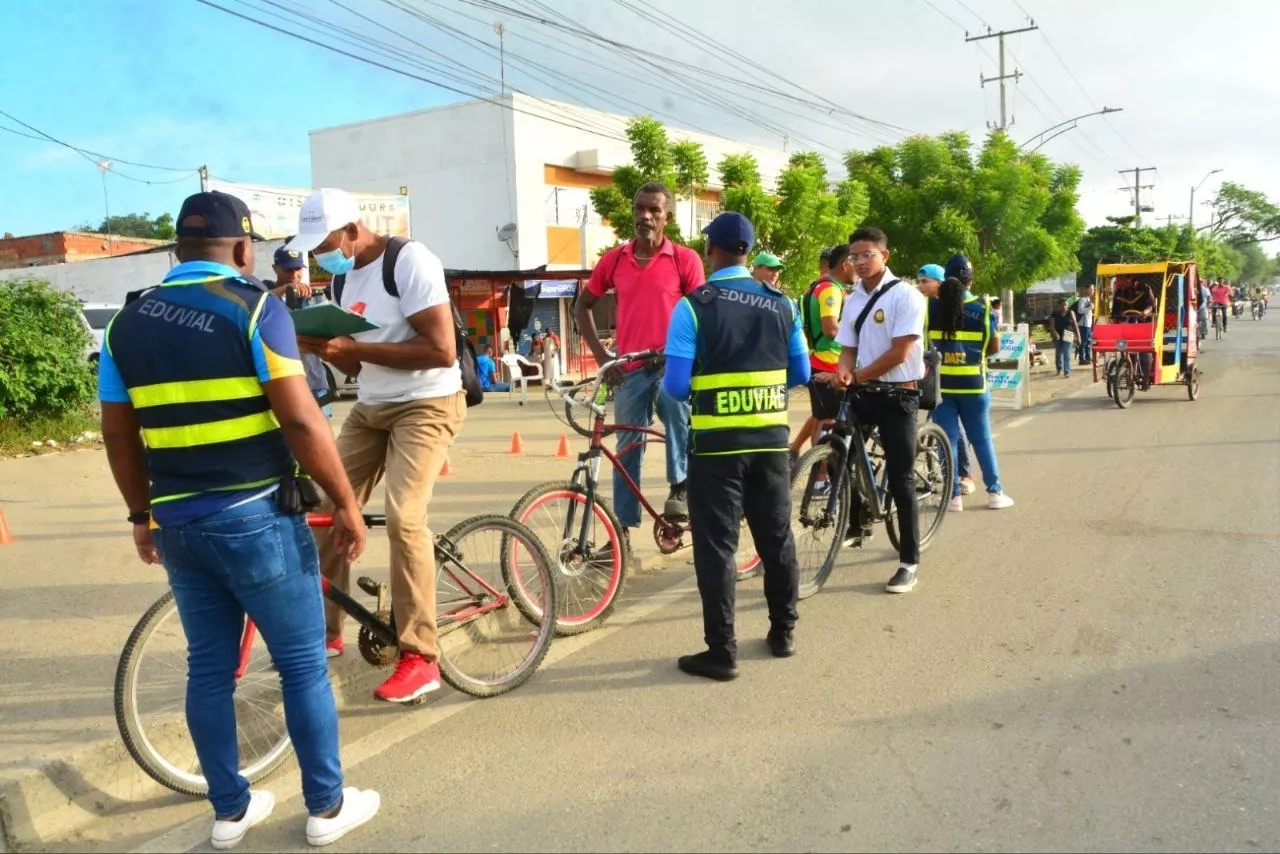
top-left (1113, 360), bottom-right (1135, 409)
top-left (1187, 365), bottom-right (1202, 401)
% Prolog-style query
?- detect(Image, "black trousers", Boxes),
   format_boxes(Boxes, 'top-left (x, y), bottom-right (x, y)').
top-left (853, 391), bottom-right (920, 565)
top-left (687, 451), bottom-right (800, 659)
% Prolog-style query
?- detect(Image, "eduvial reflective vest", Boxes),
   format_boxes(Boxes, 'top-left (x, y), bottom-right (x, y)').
top-left (685, 277), bottom-right (793, 455)
top-left (927, 295), bottom-right (991, 394)
top-left (106, 275), bottom-right (294, 509)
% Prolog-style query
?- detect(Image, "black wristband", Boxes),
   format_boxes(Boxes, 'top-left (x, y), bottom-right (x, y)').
top-left (128, 510), bottom-right (151, 525)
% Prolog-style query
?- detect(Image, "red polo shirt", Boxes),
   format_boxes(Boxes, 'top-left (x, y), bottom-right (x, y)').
top-left (586, 237), bottom-right (705, 359)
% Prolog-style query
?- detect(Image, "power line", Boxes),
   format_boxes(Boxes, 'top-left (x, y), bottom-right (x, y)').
top-left (919, 0), bottom-right (967, 31)
top-left (0, 108), bottom-right (196, 173)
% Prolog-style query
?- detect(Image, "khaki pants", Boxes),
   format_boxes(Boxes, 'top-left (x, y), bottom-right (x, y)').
top-left (318, 392), bottom-right (466, 660)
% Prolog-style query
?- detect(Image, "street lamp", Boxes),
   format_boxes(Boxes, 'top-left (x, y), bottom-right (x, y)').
top-left (1190, 168), bottom-right (1222, 231)
top-left (1019, 107), bottom-right (1123, 152)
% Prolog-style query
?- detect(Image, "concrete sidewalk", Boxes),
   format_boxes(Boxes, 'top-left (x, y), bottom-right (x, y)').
top-left (0, 373), bottom-right (1086, 851)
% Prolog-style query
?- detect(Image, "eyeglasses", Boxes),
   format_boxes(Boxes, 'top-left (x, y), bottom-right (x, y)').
top-left (851, 250), bottom-right (880, 262)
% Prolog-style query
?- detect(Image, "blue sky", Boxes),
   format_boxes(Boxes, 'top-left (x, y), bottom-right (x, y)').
top-left (0, 0), bottom-right (452, 235)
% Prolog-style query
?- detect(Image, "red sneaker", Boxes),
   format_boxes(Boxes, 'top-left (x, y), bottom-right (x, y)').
top-left (373, 653), bottom-right (441, 703)
top-left (326, 637), bottom-right (344, 659)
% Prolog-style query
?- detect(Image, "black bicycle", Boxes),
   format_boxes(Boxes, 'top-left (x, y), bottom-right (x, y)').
top-left (788, 384), bottom-right (954, 598)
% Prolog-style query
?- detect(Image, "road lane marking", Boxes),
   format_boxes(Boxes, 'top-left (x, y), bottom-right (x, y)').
top-left (129, 573), bottom-right (701, 854)
top-left (1003, 415), bottom-right (1033, 430)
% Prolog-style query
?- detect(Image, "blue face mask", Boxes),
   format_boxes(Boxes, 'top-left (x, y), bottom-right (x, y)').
top-left (314, 236), bottom-right (354, 276)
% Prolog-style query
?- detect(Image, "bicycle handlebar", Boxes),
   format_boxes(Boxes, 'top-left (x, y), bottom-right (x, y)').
top-left (549, 349), bottom-right (664, 438)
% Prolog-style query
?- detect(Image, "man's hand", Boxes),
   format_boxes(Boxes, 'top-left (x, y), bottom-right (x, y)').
top-left (601, 362), bottom-right (626, 388)
top-left (331, 504), bottom-right (367, 565)
top-left (811, 371), bottom-right (838, 386)
top-left (835, 368), bottom-right (854, 389)
top-left (298, 335), bottom-right (353, 362)
top-left (133, 523), bottom-right (160, 565)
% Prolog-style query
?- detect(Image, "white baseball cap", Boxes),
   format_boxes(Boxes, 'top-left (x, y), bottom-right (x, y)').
top-left (286, 188), bottom-right (360, 252)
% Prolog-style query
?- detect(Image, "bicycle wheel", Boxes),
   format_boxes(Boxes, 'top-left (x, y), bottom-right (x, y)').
top-left (1114, 359), bottom-right (1135, 409)
top-left (790, 445), bottom-right (849, 599)
top-left (114, 592), bottom-right (293, 797)
top-left (886, 422), bottom-right (954, 554)
top-left (438, 515), bottom-right (556, 697)
top-left (510, 481), bottom-right (627, 635)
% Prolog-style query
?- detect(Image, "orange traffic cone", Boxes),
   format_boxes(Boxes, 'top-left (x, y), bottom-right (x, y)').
top-left (0, 506), bottom-right (14, 545)
top-left (439, 457), bottom-right (454, 477)
top-left (509, 432), bottom-right (526, 454)
top-left (555, 434), bottom-right (571, 458)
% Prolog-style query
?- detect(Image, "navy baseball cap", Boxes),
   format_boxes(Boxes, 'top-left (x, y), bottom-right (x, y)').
top-left (702, 211), bottom-right (754, 255)
top-left (273, 243), bottom-right (306, 270)
top-left (945, 253), bottom-right (973, 282)
top-left (176, 191), bottom-right (262, 240)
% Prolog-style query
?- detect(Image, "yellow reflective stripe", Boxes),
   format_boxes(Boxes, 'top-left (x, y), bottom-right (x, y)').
top-left (691, 412), bottom-right (789, 430)
top-left (693, 448), bottom-right (789, 456)
top-left (943, 387), bottom-right (987, 394)
top-left (690, 369), bottom-right (787, 391)
top-left (142, 411), bottom-right (280, 450)
top-left (247, 289), bottom-right (268, 338)
top-left (928, 330), bottom-right (984, 341)
top-left (940, 365), bottom-right (983, 375)
top-left (152, 475), bottom-right (283, 505)
top-left (162, 275), bottom-right (228, 287)
top-left (130, 377), bottom-right (263, 409)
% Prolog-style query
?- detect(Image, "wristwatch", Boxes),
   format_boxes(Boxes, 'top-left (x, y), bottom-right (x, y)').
top-left (128, 510), bottom-right (151, 525)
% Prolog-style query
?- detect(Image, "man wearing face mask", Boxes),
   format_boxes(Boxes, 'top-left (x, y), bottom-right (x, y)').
top-left (287, 188), bottom-right (466, 705)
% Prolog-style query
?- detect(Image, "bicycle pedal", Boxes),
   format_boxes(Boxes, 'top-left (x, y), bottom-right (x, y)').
top-left (356, 576), bottom-right (387, 597)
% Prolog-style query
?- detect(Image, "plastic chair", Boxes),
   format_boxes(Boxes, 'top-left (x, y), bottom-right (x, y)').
top-left (500, 353), bottom-right (544, 405)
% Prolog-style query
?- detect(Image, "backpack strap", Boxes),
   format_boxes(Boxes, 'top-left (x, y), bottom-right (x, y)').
top-left (853, 278), bottom-right (902, 339)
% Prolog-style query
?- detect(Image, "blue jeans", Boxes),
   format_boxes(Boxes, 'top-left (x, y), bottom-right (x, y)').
top-left (931, 392), bottom-right (1003, 497)
top-left (611, 368), bottom-right (690, 528)
top-left (154, 496), bottom-right (344, 819)
top-left (930, 413), bottom-right (971, 479)
top-left (1055, 340), bottom-right (1073, 375)
top-left (1077, 326), bottom-right (1093, 363)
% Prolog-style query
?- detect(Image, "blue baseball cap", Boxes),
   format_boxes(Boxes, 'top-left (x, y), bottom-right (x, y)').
top-left (918, 263), bottom-right (945, 282)
top-left (945, 253), bottom-right (973, 282)
top-left (176, 191), bottom-right (262, 240)
top-left (702, 211), bottom-right (754, 255)
top-left (273, 243), bottom-right (306, 270)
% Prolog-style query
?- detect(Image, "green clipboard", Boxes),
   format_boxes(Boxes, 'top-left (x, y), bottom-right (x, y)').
top-left (291, 303), bottom-right (379, 338)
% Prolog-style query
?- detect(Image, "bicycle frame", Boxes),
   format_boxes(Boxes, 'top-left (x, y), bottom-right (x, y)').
top-left (817, 391), bottom-right (890, 521)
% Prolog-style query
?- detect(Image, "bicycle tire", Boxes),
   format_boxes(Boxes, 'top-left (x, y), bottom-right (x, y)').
top-left (437, 515), bottom-right (556, 698)
top-left (114, 592), bottom-right (293, 797)
top-left (509, 481), bottom-right (628, 635)
top-left (1114, 360), bottom-right (1135, 409)
top-left (790, 445), bottom-right (849, 599)
top-left (886, 422), bottom-right (954, 554)
top-left (560, 380), bottom-right (616, 440)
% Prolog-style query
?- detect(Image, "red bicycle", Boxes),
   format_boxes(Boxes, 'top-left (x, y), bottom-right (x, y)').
top-left (114, 512), bottom-right (555, 796)
top-left (509, 350), bottom-right (761, 636)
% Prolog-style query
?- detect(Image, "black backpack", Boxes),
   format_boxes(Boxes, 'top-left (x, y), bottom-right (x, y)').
top-left (331, 236), bottom-right (483, 407)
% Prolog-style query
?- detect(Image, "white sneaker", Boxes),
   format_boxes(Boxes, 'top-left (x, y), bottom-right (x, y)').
top-left (211, 790), bottom-right (275, 850)
top-left (958, 477), bottom-right (977, 495)
top-left (947, 496), bottom-right (964, 512)
top-left (306, 787), bottom-right (381, 847)
top-left (987, 491), bottom-right (1015, 510)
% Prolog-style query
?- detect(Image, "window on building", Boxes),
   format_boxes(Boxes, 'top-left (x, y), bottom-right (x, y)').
top-left (545, 186), bottom-right (603, 227)
top-left (695, 199), bottom-right (720, 233)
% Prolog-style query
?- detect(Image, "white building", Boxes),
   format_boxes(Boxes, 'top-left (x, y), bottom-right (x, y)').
top-left (308, 92), bottom-right (792, 272)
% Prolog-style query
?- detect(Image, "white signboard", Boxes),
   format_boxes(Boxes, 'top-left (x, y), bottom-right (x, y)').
top-left (206, 179), bottom-right (411, 240)
top-left (989, 328), bottom-right (1030, 410)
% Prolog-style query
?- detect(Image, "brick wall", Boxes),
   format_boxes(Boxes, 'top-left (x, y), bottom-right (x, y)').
top-left (0, 232), bottom-right (169, 270)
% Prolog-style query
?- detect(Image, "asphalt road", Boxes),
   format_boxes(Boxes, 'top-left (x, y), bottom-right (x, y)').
top-left (68, 318), bottom-right (1280, 853)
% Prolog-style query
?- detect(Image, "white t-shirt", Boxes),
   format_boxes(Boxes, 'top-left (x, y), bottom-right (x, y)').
top-left (1075, 295), bottom-right (1094, 328)
top-left (835, 269), bottom-right (926, 383)
top-left (339, 241), bottom-right (462, 404)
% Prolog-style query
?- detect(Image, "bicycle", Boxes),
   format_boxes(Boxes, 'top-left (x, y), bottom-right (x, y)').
top-left (115, 512), bottom-right (556, 797)
top-left (788, 383), bottom-right (954, 599)
top-left (509, 350), bottom-right (761, 636)
top-left (1212, 305), bottom-right (1225, 340)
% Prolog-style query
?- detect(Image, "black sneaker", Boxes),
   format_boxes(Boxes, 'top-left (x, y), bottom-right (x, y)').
top-left (590, 528), bottom-right (631, 563)
top-left (677, 650), bottom-right (738, 681)
top-left (886, 565), bottom-right (918, 594)
top-left (843, 525), bottom-right (874, 549)
top-left (766, 627), bottom-right (795, 658)
top-left (663, 482), bottom-right (689, 521)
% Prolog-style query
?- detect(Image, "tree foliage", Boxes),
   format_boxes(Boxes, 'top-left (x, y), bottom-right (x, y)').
top-left (0, 277), bottom-right (96, 419)
top-left (1207, 182), bottom-right (1280, 247)
top-left (845, 131), bottom-right (1084, 294)
top-left (591, 117), bottom-right (866, 293)
top-left (77, 212), bottom-right (175, 240)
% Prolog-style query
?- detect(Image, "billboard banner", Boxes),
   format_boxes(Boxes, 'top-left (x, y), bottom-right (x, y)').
top-left (206, 179), bottom-right (411, 241)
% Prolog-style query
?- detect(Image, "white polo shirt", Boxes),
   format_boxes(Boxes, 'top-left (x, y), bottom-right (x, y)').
top-left (835, 269), bottom-right (926, 383)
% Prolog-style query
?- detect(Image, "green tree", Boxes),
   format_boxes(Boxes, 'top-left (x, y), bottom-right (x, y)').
top-left (1195, 235), bottom-right (1239, 282)
top-left (1207, 182), bottom-right (1280, 246)
top-left (589, 117), bottom-right (688, 243)
top-left (844, 130), bottom-right (1084, 294)
top-left (0, 277), bottom-right (96, 419)
top-left (78, 211), bottom-right (175, 240)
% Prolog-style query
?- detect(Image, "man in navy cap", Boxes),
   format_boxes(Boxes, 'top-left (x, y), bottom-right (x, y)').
top-left (266, 243), bottom-right (334, 415)
top-left (663, 211), bottom-right (810, 681)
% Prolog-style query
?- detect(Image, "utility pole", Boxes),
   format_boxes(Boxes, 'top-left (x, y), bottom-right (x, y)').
top-left (1160, 214), bottom-right (1186, 228)
top-left (1118, 166), bottom-right (1157, 222)
top-left (198, 164), bottom-right (209, 191)
top-left (965, 24), bottom-right (1038, 130)
top-left (494, 22), bottom-right (506, 94)
top-left (96, 159), bottom-right (112, 255)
